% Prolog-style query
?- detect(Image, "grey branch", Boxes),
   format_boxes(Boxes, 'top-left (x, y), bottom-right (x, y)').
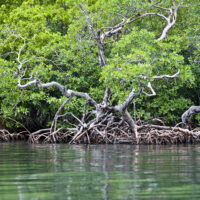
top-left (98, 0), bottom-right (182, 42)
top-left (79, 4), bottom-right (107, 67)
top-left (18, 78), bottom-right (98, 108)
top-left (15, 41), bottom-right (98, 109)
top-left (182, 106), bottom-right (200, 124)
top-left (142, 69), bottom-right (180, 97)
top-left (114, 90), bottom-right (138, 112)
top-left (79, 4), bottom-right (96, 40)
top-left (142, 82), bottom-right (156, 97)
top-left (153, 5), bottom-right (171, 11)
top-left (101, 88), bottom-right (111, 108)
top-left (51, 97), bottom-right (72, 133)
top-left (153, 69), bottom-right (180, 79)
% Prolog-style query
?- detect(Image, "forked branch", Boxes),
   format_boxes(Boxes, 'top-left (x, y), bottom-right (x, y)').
top-left (80, 0), bottom-right (182, 43)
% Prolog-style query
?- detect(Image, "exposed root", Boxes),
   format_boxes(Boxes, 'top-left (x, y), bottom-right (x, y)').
top-left (2, 120), bottom-right (200, 145)
top-left (28, 128), bottom-right (51, 143)
top-left (137, 125), bottom-right (200, 144)
top-left (23, 122), bottom-right (200, 144)
top-left (0, 129), bottom-right (28, 142)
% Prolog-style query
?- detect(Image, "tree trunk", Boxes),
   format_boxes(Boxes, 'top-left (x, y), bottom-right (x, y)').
top-left (182, 106), bottom-right (200, 124)
top-left (121, 109), bottom-right (138, 138)
top-left (97, 43), bottom-right (107, 67)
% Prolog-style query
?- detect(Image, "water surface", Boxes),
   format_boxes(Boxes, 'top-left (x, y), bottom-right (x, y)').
top-left (0, 143), bottom-right (200, 200)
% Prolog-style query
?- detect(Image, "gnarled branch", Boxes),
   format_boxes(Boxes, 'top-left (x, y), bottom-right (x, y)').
top-left (182, 106), bottom-right (200, 124)
top-left (142, 82), bottom-right (156, 97)
top-left (153, 69), bottom-right (180, 79)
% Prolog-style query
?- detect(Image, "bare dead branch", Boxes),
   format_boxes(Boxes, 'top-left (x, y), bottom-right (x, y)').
top-left (142, 82), bottom-right (156, 97)
top-left (96, 1), bottom-right (183, 42)
top-left (153, 69), bottom-right (180, 79)
top-left (18, 77), bottom-right (98, 108)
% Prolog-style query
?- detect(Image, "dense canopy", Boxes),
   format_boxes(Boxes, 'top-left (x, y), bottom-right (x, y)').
top-left (0, 0), bottom-right (199, 143)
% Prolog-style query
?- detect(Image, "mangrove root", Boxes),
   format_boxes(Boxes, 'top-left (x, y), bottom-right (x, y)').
top-left (0, 129), bottom-right (27, 142)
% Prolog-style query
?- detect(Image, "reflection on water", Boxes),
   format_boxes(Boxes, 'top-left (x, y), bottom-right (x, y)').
top-left (0, 143), bottom-right (200, 200)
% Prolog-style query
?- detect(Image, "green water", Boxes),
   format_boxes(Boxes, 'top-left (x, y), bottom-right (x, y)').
top-left (0, 143), bottom-right (200, 200)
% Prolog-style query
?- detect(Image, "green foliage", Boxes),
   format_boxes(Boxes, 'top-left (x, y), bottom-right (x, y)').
top-left (0, 0), bottom-right (199, 129)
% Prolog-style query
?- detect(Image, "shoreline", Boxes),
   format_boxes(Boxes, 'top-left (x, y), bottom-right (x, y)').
top-left (1, 126), bottom-right (200, 145)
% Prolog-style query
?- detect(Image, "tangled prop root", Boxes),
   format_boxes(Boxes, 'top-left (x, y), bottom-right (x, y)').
top-left (28, 128), bottom-right (72, 143)
top-left (137, 125), bottom-right (200, 144)
top-left (1, 123), bottom-right (200, 144)
top-left (0, 129), bottom-right (27, 142)
top-left (25, 123), bottom-right (200, 144)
